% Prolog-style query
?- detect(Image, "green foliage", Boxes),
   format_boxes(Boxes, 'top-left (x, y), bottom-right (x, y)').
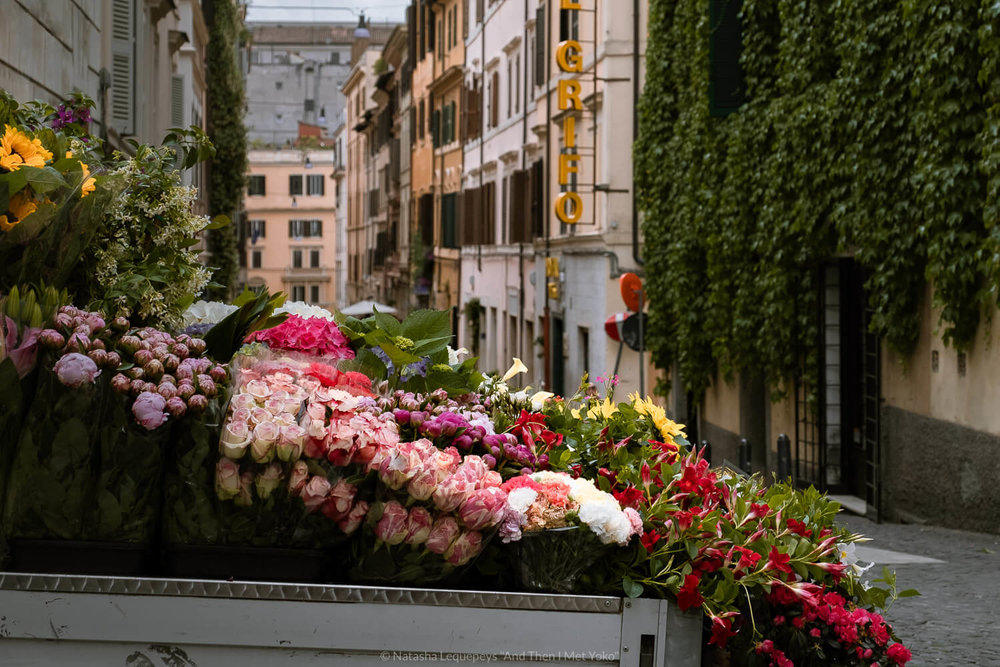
top-left (336, 308), bottom-right (484, 395)
top-left (637, 0), bottom-right (998, 397)
top-left (205, 0), bottom-right (248, 300)
top-left (202, 287), bottom-right (287, 363)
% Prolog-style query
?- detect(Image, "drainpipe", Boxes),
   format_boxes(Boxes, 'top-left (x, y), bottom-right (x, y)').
top-left (632, 0), bottom-right (643, 267)
top-left (519, 0), bottom-right (529, 362)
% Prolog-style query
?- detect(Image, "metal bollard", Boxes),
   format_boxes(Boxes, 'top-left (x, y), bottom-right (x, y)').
top-left (700, 440), bottom-right (711, 465)
top-left (739, 438), bottom-right (751, 473)
top-left (777, 433), bottom-right (791, 481)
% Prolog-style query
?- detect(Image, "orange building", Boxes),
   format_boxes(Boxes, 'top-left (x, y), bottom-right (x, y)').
top-left (243, 149), bottom-right (338, 307)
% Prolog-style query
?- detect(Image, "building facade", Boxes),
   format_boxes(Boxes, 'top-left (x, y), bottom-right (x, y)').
top-left (243, 149), bottom-right (338, 308)
top-left (458, 0), bottom-right (650, 394)
top-left (243, 24), bottom-right (355, 147)
top-left (0, 0), bottom-right (211, 154)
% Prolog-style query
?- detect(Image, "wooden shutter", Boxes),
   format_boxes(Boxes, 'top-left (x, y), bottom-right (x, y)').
top-left (407, 5), bottom-right (416, 64)
top-left (510, 170), bottom-right (530, 243)
top-left (531, 159), bottom-right (544, 239)
top-left (490, 71), bottom-right (499, 128)
top-left (171, 75), bottom-right (185, 127)
top-left (463, 0), bottom-right (469, 39)
top-left (535, 6), bottom-right (546, 87)
top-left (110, 0), bottom-right (135, 135)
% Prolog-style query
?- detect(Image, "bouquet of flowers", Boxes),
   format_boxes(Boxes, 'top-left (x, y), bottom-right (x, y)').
top-left (164, 346), bottom-right (376, 555)
top-left (499, 470), bottom-right (642, 593)
top-left (348, 438), bottom-right (509, 585)
top-left (89, 325), bottom-right (221, 543)
top-left (1, 306), bottom-right (117, 543)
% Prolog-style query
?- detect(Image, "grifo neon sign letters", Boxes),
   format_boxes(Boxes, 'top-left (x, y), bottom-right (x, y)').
top-left (555, 0), bottom-right (583, 225)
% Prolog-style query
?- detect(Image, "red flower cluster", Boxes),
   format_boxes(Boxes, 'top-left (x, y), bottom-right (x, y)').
top-left (760, 586), bottom-right (912, 666)
top-left (247, 315), bottom-right (355, 360)
top-left (511, 410), bottom-right (563, 456)
top-left (306, 362), bottom-right (373, 396)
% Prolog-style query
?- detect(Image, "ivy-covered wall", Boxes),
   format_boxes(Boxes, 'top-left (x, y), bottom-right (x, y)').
top-left (636, 0), bottom-right (1000, 398)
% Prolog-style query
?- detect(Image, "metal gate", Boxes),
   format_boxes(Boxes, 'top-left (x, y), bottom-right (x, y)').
top-left (794, 260), bottom-right (881, 513)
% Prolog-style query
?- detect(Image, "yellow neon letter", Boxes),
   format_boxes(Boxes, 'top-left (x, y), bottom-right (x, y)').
top-left (556, 40), bottom-right (583, 73)
top-left (555, 192), bottom-right (583, 224)
top-left (558, 79), bottom-right (582, 111)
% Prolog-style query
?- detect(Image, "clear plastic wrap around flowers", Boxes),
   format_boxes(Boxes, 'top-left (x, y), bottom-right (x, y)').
top-left (511, 525), bottom-right (612, 594)
top-left (186, 346), bottom-right (380, 549)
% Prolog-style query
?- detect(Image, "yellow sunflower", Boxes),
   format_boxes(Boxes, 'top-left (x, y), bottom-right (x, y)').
top-left (0, 125), bottom-right (53, 171)
top-left (66, 151), bottom-right (96, 197)
top-left (0, 191), bottom-right (39, 232)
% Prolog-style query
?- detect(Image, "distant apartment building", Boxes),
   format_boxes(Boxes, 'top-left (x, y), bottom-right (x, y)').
top-left (342, 22), bottom-right (397, 306)
top-left (458, 0), bottom-right (650, 395)
top-left (243, 149), bottom-right (338, 308)
top-left (244, 23), bottom-right (355, 147)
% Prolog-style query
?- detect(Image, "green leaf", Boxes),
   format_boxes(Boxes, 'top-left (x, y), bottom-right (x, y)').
top-left (205, 214), bottom-right (231, 230)
top-left (622, 576), bottom-right (644, 598)
top-left (401, 309), bottom-right (452, 342)
top-left (373, 310), bottom-right (403, 336)
top-left (21, 166), bottom-right (67, 194)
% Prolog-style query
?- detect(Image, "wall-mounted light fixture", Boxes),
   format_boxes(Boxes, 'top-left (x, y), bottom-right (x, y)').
top-left (305, 157), bottom-right (313, 169)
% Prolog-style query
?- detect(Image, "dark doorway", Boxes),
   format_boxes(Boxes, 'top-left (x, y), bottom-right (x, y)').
top-left (796, 259), bottom-right (880, 516)
top-left (552, 316), bottom-right (565, 397)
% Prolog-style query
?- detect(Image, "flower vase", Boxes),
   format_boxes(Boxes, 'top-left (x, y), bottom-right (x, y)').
top-left (511, 525), bottom-right (612, 594)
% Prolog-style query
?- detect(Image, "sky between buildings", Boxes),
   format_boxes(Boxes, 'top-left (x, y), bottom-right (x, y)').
top-left (245, 0), bottom-right (408, 24)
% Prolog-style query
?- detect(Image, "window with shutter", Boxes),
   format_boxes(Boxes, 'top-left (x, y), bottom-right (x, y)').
top-left (110, 0), bottom-right (135, 135)
top-left (307, 174), bottom-right (324, 196)
top-left (248, 175), bottom-right (266, 196)
top-left (289, 175), bottom-right (303, 195)
top-left (310, 285), bottom-right (320, 303)
top-left (442, 193), bottom-right (459, 248)
top-left (463, 0), bottom-right (469, 38)
top-left (432, 109), bottom-right (441, 147)
top-left (171, 75), bottom-right (185, 127)
top-left (490, 71), bottom-right (499, 128)
top-left (709, 0), bottom-right (745, 116)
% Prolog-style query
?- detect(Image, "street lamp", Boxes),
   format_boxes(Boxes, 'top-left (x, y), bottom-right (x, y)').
top-left (353, 12), bottom-right (370, 39)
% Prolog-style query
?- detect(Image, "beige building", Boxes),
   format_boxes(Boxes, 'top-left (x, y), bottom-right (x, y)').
top-left (458, 0), bottom-right (650, 394)
top-left (342, 24), bottom-right (396, 306)
top-left (243, 149), bottom-right (338, 308)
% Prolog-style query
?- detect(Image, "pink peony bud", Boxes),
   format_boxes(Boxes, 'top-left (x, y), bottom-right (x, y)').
top-left (88, 348), bottom-right (108, 367)
top-left (300, 475), bottom-right (331, 512)
top-left (132, 391), bottom-right (168, 430)
top-left (210, 364), bottom-right (228, 383)
top-left (215, 458), bottom-right (241, 500)
top-left (110, 373), bottom-right (131, 393)
top-left (187, 393), bottom-right (208, 415)
top-left (188, 338), bottom-right (207, 355)
top-left (144, 359), bottom-right (164, 382)
top-left (156, 381), bottom-right (177, 401)
top-left (105, 351), bottom-right (121, 369)
top-left (53, 352), bottom-right (101, 388)
top-left (134, 349), bottom-right (154, 366)
top-left (54, 312), bottom-right (74, 330)
top-left (38, 329), bottom-right (65, 350)
top-left (425, 516), bottom-right (461, 555)
top-left (198, 377), bottom-right (217, 398)
top-left (165, 396), bottom-right (187, 418)
top-left (89, 338), bottom-right (106, 351)
top-left (111, 316), bottom-right (130, 332)
top-left (170, 342), bottom-right (189, 360)
top-left (374, 500), bottom-right (409, 545)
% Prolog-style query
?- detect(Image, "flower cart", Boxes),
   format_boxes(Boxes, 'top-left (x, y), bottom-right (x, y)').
top-left (0, 93), bottom-right (914, 667)
top-left (0, 573), bottom-right (701, 666)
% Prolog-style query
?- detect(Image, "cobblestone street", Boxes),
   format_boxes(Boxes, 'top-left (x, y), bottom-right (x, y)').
top-left (836, 513), bottom-right (1000, 666)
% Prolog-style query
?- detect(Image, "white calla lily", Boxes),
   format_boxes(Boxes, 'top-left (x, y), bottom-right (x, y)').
top-left (502, 357), bottom-right (528, 383)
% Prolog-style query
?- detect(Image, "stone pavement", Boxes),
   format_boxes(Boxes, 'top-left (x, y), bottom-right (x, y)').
top-left (835, 513), bottom-right (1000, 666)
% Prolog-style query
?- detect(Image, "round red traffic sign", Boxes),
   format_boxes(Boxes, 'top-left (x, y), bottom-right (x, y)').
top-left (605, 312), bottom-right (628, 342)
top-left (620, 272), bottom-right (644, 312)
